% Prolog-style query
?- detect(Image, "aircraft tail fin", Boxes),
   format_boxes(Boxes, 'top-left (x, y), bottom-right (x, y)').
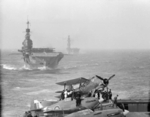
top-left (30, 99), bottom-right (43, 111)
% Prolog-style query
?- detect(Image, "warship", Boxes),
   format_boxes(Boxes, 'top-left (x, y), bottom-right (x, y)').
top-left (67, 36), bottom-right (80, 55)
top-left (18, 21), bottom-right (64, 69)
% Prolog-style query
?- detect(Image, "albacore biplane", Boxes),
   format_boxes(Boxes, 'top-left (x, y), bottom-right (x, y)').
top-left (56, 74), bottom-right (115, 99)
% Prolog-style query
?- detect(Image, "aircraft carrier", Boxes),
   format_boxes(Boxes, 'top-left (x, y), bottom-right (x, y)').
top-left (66, 35), bottom-right (80, 55)
top-left (18, 21), bottom-right (64, 69)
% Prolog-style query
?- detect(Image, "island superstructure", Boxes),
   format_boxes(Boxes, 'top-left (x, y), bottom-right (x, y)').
top-left (67, 35), bottom-right (80, 55)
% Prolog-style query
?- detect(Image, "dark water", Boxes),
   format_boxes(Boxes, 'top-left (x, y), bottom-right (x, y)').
top-left (1, 50), bottom-right (150, 117)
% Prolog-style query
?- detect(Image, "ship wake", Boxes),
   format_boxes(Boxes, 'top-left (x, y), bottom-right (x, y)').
top-left (1, 64), bottom-right (17, 70)
top-left (1, 64), bottom-right (54, 71)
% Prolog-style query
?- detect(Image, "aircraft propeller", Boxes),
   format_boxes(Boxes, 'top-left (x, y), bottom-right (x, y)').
top-left (96, 74), bottom-right (115, 86)
top-left (108, 74), bottom-right (115, 80)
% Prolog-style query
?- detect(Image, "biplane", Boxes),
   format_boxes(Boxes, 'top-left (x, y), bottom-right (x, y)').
top-left (56, 74), bottom-right (115, 99)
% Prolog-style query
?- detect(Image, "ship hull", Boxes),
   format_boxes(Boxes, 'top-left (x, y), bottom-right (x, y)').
top-left (116, 98), bottom-right (150, 117)
top-left (24, 52), bottom-right (64, 69)
top-left (117, 99), bottom-right (150, 112)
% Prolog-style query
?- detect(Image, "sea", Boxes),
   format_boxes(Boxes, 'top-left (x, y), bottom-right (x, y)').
top-left (1, 50), bottom-right (150, 117)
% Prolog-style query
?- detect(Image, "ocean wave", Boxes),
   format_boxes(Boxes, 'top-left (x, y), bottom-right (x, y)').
top-left (37, 66), bottom-right (53, 70)
top-left (12, 64), bottom-right (53, 71)
top-left (61, 63), bottom-right (100, 70)
top-left (26, 89), bottom-right (53, 95)
top-left (1, 64), bottom-right (33, 71)
top-left (19, 65), bottom-right (57, 71)
top-left (12, 87), bottom-right (21, 90)
top-left (1, 64), bottom-right (17, 70)
top-left (2, 110), bottom-right (18, 117)
top-left (0, 63), bottom-right (99, 71)
top-left (112, 90), bottom-right (130, 99)
top-left (62, 65), bottom-right (78, 70)
top-left (12, 87), bottom-right (34, 91)
top-left (61, 64), bottom-right (90, 69)
top-left (1, 63), bottom-right (55, 71)
top-left (19, 65), bottom-right (32, 70)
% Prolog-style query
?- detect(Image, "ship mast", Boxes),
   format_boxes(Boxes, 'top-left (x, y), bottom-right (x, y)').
top-left (67, 35), bottom-right (71, 54)
top-left (26, 21), bottom-right (30, 38)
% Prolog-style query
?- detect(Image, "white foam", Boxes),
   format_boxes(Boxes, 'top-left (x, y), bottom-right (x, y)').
top-left (2, 64), bottom-right (56, 71)
top-left (19, 65), bottom-right (53, 70)
top-left (2, 64), bottom-right (17, 70)
top-left (2, 64), bottom-right (33, 71)
top-left (37, 66), bottom-right (51, 70)
top-left (19, 65), bottom-right (32, 70)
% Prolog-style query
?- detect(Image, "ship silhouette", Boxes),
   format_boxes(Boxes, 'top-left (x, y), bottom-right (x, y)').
top-left (67, 35), bottom-right (80, 55)
top-left (18, 21), bottom-right (64, 69)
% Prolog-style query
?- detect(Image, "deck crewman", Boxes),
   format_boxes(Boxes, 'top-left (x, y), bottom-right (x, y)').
top-left (113, 95), bottom-right (119, 107)
top-left (64, 89), bottom-right (68, 100)
top-left (108, 89), bottom-right (112, 100)
top-left (60, 90), bottom-right (65, 100)
top-left (76, 90), bottom-right (82, 107)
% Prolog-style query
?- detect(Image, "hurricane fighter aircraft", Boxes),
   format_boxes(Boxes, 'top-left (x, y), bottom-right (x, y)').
top-left (24, 97), bottom-right (129, 117)
top-left (24, 97), bottom-right (102, 117)
top-left (56, 74), bottom-right (115, 99)
top-left (65, 108), bottom-right (126, 117)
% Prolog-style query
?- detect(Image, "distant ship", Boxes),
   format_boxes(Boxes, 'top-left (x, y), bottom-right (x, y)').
top-left (67, 35), bottom-right (80, 55)
top-left (18, 21), bottom-right (64, 68)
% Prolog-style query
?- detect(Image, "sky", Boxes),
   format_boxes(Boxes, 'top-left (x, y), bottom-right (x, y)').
top-left (1, 0), bottom-right (150, 51)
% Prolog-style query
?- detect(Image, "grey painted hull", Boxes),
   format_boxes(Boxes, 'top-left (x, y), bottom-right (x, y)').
top-left (25, 52), bottom-right (64, 69)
